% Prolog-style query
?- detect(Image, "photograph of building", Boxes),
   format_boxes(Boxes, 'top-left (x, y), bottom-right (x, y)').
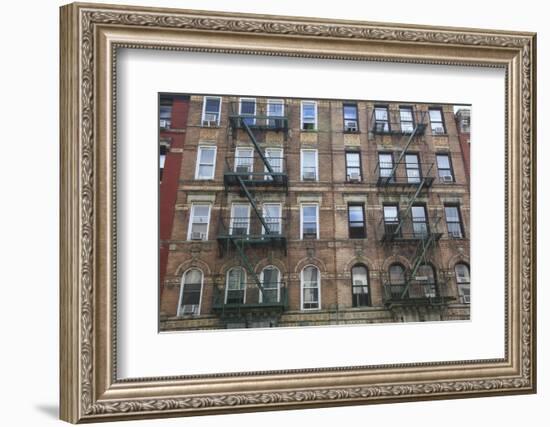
top-left (158, 94), bottom-right (471, 331)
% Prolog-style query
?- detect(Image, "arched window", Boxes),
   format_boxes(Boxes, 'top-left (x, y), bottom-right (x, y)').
top-left (351, 264), bottom-right (370, 307)
top-left (178, 269), bottom-right (203, 316)
top-left (455, 263), bottom-right (470, 304)
top-left (415, 264), bottom-right (437, 298)
top-left (260, 266), bottom-right (280, 303)
top-left (388, 264), bottom-right (406, 299)
top-left (226, 267), bottom-right (246, 304)
top-left (301, 265), bottom-right (320, 310)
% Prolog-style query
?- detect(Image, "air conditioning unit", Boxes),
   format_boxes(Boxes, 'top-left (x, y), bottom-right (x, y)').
top-left (202, 113), bottom-right (218, 127)
top-left (348, 172), bottom-right (361, 181)
top-left (441, 175), bottom-right (454, 183)
top-left (344, 120), bottom-right (358, 132)
top-left (303, 171), bottom-right (316, 180)
top-left (236, 165), bottom-right (251, 174)
top-left (159, 119), bottom-right (169, 129)
top-left (449, 230), bottom-right (463, 239)
top-left (181, 304), bottom-right (198, 315)
top-left (433, 126), bottom-right (445, 134)
top-left (190, 231), bottom-right (205, 240)
top-left (462, 294), bottom-right (471, 304)
top-left (415, 276), bottom-right (428, 281)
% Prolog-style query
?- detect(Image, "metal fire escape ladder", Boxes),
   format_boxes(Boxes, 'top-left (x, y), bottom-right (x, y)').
top-left (400, 231), bottom-right (438, 299)
top-left (229, 236), bottom-right (264, 290)
top-left (385, 125), bottom-right (420, 184)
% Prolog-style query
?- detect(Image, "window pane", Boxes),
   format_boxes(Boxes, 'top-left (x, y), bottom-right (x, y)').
top-left (343, 105), bottom-right (358, 120)
top-left (302, 151), bottom-right (316, 166)
top-left (411, 206), bottom-right (426, 220)
top-left (200, 148), bottom-right (215, 164)
top-left (352, 266), bottom-right (368, 285)
top-left (445, 206), bottom-right (459, 221)
top-left (205, 98), bottom-right (220, 113)
top-left (429, 109), bottom-right (442, 122)
top-left (227, 269), bottom-right (244, 289)
top-left (303, 266), bottom-right (318, 283)
top-left (184, 269), bottom-right (202, 284)
top-left (303, 206), bottom-right (317, 221)
top-left (346, 152), bottom-right (360, 167)
top-left (348, 206), bottom-right (364, 223)
top-left (267, 101), bottom-right (283, 116)
top-left (437, 154), bottom-right (450, 169)
top-left (375, 107), bottom-right (388, 120)
top-left (400, 107), bottom-right (413, 122)
top-left (384, 206), bottom-right (398, 221)
top-left (389, 265), bottom-right (405, 284)
top-left (240, 100), bottom-right (255, 114)
top-left (198, 165), bottom-right (213, 178)
top-left (405, 154), bottom-right (419, 165)
top-left (193, 205), bottom-right (209, 218)
top-left (302, 103), bottom-right (315, 118)
top-left (455, 264), bottom-right (470, 283)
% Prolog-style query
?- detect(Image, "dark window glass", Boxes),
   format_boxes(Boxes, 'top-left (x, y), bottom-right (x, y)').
top-left (400, 106), bottom-right (414, 133)
top-left (348, 204), bottom-right (366, 238)
top-left (445, 205), bottom-right (464, 238)
top-left (351, 265), bottom-right (370, 307)
top-left (343, 104), bottom-right (359, 132)
top-left (374, 106), bottom-right (390, 132)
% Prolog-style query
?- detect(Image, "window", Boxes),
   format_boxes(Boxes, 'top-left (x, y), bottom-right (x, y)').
top-left (348, 204), bottom-right (366, 239)
top-left (343, 103), bottom-right (359, 132)
top-left (264, 148), bottom-right (283, 181)
top-left (429, 108), bottom-right (446, 134)
top-left (378, 153), bottom-right (394, 182)
top-left (267, 99), bottom-right (285, 128)
top-left (411, 205), bottom-right (428, 238)
top-left (351, 265), bottom-right (370, 307)
top-left (301, 204), bottom-right (319, 239)
top-left (159, 98), bottom-right (172, 129)
top-left (260, 266), bottom-right (280, 303)
top-left (445, 205), bottom-right (464, 238)
top-left (301, 101), bottom-right (317, 130)
top-left (301, 265), bottom-right (320, 309)
top-left (399, 106), bottom-right (414, 133)
top-left (301, 149), bottom-right (318, 181)
top-left (436, 154), bottom-right (454, 182)
top-left (455, 263), bottom-right (471, 304)
top-left (187, 204), bottom-right (211, 241)
top-left (405, 153), bottom-right (421, 183)
top-left (195, 146), bottom-right (216, 179)
top-left (263, 203), bottom-right (282, 235)
top-left (239, 98), bottom-right (256, 126)
top-left (234, 147), bottom-right (253, 176)
top-left (414, 264), bottom-right (437, 298)
top-left (201, 96), bottom-right (221, 126)
top-left (159, 141), bottom-right (170, 182)
top-left (383, 204), bottom-right (400, 236)
top-left (345, 151), bottom-right (362, 181)
top-left (226, 268), bottom-right (246, 304)
top-left (177, 269), bottom-right (202, 316)
top-left (230, 204), bottom-right (250, 236)
top-left (374, 106), bottom-right (390, 132)
top-left (388, 264), bottom-right (406, 299)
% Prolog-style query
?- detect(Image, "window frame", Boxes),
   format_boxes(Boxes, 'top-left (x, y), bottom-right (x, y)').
top-left (347, 203), bottom-right (366, 239)
top-left (300, 265), bottom-right (321, 310)
top-left (194, 145), bottom-right (217, 180)
top-left (229, 203), bottom-right (251, 236)
top-left (238, 97), bottom-right (257, 126)
top-left (383, 203), bottom-right (401, 237)
top-left (225, 267), bottom-right (247, 305)
top-left (404, 152), bottom-right (422, 183)
top-left (234, 147), bottom-right (254, 174)
top-left (259, 265), bottom-right (281, 303)
top-left (264, 147), bottom-right (284, 180)
top-left (351, 264), bottom-right (371, 307)
top-left (300, 203), bottom-right (320, 239)
top-left (411, 204), bottom-right (429, 238)
top-left (186, 203), bottom-right (212, 241)
top-left (345, 150), bottom-right (362, 182)
top-left (201, 95), bottom-right (222, 126)
top-left (177, 268), bottom-right (203, 317)
top-left (436, 153), bottom-right (455, 182)
top-left (266, 99), bottom-right (285, 127)
top-left (444, 204), bottom-right (465, 239)
top-left (378, 152), bottom-right (395, 182)
top-left (300, 149), bottom-right (319, 181)
top-left (300, 100), bottom-right (318, 131)
top-left (374, 105), bottom-right (390, 133)
top-left (454, 262), bottom-right (471, 304)
top-left (429, 107), bottom-right (446, 134)
top-left (399, 105), bottom-right (415, 133)
top-left (159, 98), bottom-right (173, 129)
top-left (262, 203), bottom-right (282, 235)
top-left (343, 102), bottom-right (359, 132)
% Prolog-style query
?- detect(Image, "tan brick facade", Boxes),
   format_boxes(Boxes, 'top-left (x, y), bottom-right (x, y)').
top-left (159, 95), bottom-right (470, 331)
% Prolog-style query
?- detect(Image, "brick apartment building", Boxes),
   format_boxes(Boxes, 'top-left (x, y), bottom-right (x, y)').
top-left (158, 94), bottom-right (471, 331)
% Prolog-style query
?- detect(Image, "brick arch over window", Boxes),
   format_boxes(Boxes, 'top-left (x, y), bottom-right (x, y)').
top-left (381, 255), bottom-right (412, 272)
top-left (342, 256), bottom-right (377, 276)
top-left (447, 253), bottom-right (471, 271)
top-left (175, 258), bottom-right (211, 276)
top-left (294, 256), bottom-right (326, 274)
top-left (253, 257), bottom-right (287, 276)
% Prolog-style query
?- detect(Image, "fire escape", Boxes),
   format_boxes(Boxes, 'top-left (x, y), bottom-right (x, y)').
top-left (372, 107), bottom-right (454, 307)
top-left (214, 100), bottom-right (289, 326)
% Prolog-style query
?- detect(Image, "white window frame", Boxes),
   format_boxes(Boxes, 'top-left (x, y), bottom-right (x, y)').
top-left (194, 146), bottom-right (217, 180)
top-left (201, 96), bottom-right (222, 126)
top-left (300, 149), bottom-right (319, 181)
top-left (230, 203), bottom-right (251, 236)
top-left (262, 203), bottom-right (282, 235)
top-left (225, 267), bottom-right (247, 304)
top-left (259, 266), bottom-right (281, 303)
top-left (234, 147), bottom-right (254, 173)
top-left (300, 100), bottom-right (317, 130)
top-left (264, 147), bottom-right (283, 180)
top-left (186, 204), bottom-right (212, 241)
top-left (300, 203), bottom-right (319, 239)
top-left (238, 97), bottom-right (257, 125)
top-left (267, 99), bottom-right (285, 116)
top-left (300, 265), bottom-right (321, 310)
top-left (177, 268), bottom-right (204, 317)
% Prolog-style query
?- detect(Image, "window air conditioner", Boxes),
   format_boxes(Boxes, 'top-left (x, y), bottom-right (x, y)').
top-left (191, 232), bottom-right (205, 240)
top-left (441, 175), bottom-right (454, 182)
top-left (348, 172), bottom-right (361, 181)
top-left (449, 230), bottom-right (462, 239)
top-left (236, 165), bottom-right (251, 174)
top-left (159, 119), bottom-right (168, 129)
top-left (202, 113), bottom-right (218, 127)
top-left (433, 126), bottom-right (445, 134)
top-left (345, 120), bottom-right (358, 132)
top-left (462, 295), bottom-right (471, 304)
top-left (181, 304), bottom-right (198, 315)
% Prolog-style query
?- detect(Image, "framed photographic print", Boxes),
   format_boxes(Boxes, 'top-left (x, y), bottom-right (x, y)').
top-left (59, 2), bottom-right (536, 423)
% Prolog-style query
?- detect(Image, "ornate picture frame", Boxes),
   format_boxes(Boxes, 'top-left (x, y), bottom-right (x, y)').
top-left (60, 2), bottom-right (536, 423)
